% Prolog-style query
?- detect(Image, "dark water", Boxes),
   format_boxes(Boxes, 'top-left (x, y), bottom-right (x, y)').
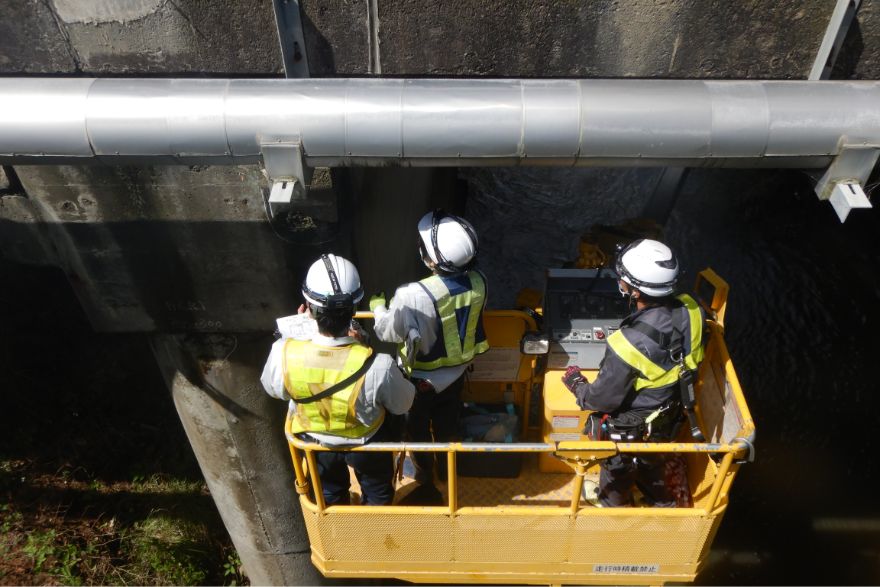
top-left (466, 167), bottom-right (880, 584)
top-left (673, 170), bottom-right (880, 585)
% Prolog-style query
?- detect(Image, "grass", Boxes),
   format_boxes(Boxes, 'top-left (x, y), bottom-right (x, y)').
top-left (0, 261), bottom-right (247, 586)
top-left (121, 513), bottom-right (210, 585)
top-left (0, 459), bottom-right (245, 586)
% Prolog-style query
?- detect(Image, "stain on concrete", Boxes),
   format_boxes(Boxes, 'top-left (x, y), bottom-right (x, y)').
top-left (52, 0), bottom-right (164, 24)
top-left (7, 164), bottom-right (321, 332)
top-left (2, 0), bottom-right (282, 74)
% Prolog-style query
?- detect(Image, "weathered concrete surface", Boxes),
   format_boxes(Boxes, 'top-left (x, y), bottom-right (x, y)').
top-left (150, 333), bottom-right (325, 586)
top-left (0, 194), bottom-right (58, 266)
top-left (300, 0), bottom-right (371, 75)
top-left (0, 0), bottom-right (78, 72)
top-left (0, 0), bottom-right (282, 74)
top-left (2, 0), bottom-right (878, 78)
top-left (52, 0), bottom-right (165, 24)
top-left (299, 0), bottom-right (849, 77)
top-left (375, 0), bottom-right (833, 77)
top-left (836, 0), bottom-right (880, 79)
top-left (9, 165), bottom-right (343, 332)
top-left (351, 167), bottom-right (461, 297)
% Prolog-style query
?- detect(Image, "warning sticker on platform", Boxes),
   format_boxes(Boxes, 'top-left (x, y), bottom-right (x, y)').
top-left (552, 416), bottom-right (581, 429)
top-left (549, 432), bottom-right (582, 441)
top-left (468, 348), bottom-right (521, 381)
top-left (593, 564), bottom-right (660, 574)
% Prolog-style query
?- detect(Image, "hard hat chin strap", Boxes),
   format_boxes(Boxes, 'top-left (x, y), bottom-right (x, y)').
top-left (321, 254), bottom-right (342, 295)
top-left (430, 209), bottom-right (455, 272)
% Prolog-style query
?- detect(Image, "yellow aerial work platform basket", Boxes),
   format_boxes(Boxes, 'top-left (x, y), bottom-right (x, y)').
top-left (284, 269), bottom-right (754, 585)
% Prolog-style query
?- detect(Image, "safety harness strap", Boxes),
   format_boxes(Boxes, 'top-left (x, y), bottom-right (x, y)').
top-left (627, 320), bottom-right (673, 349)
top-left (630, 296), bottom-right (705, 441)
top-left (606, 294), bottom-right (706, 441)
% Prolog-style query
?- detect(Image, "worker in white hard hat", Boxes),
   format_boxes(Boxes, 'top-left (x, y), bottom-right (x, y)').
top-left (370, 209), bottom-right (489, 505)
top-left (562, 239), bottom-right (706, 508)
top-left (261, 254), bottom-right (414, 506)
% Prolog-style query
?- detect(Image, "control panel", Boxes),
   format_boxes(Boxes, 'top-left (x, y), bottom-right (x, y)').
top-left (542, 268), bottom-right (630, 370)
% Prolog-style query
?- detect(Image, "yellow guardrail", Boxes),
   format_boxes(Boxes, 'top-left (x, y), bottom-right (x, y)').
top-left (283, 274), bottom-right (754, 585)
top-left (285, 429), bottom-right (751, 584)
top-left (286, 432), bottom-right (753, 515)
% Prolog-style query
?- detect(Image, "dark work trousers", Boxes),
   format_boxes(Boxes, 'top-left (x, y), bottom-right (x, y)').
top-left (599, 453), bottom-right (675, 507)
top-left (314, 417), bottom-right (396, 506)
top-left (406, 373), bottom-right (464, 485)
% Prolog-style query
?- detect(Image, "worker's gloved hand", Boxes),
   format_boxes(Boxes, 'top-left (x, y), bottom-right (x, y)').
top-left (562, 365), bottom-right (587, 395)
top-left (369, 292), bottom-right (386, 312)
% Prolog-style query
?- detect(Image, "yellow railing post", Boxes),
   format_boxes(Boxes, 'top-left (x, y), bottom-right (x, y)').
top-left (305, 449), bottom-right (327, 512)
top-left (447, 449), bottom-right (458, 514)
top-left (705, 451), bottom-right (735, 511)
top-left (289, 445), bottom-right (310, 495)
top-left (570, 462), bottom-right (586, 516)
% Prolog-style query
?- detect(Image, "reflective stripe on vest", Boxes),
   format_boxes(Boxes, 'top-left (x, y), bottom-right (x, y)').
top-left (283, 339), bottom-right (382, 438)
top-left (606, 294), bottom-right (705, 392)
top-left (404, 271), bottom-right (489, 371)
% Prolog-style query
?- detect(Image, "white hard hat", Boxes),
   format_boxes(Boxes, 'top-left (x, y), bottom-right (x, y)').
top-left (615, 239), bottom-right (679, 297)
top-left (301, 254), bottom-right (364, 309)
top-left (417, 209), bottom-right (478, 273)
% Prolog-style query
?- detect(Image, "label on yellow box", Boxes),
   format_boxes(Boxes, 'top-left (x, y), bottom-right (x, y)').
top-left (551, 415), bottom-right (581, 429)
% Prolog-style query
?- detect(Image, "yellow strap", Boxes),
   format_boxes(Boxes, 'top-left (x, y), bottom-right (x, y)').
top-left (678, 294), bottom-right (704, 370)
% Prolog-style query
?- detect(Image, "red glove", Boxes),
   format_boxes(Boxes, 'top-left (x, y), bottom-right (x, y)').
top-left (562, 365), bottom-right (586, 394)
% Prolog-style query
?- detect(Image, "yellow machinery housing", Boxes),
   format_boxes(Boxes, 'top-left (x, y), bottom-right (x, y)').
top-left (285, 269), bottom-right (754, 585)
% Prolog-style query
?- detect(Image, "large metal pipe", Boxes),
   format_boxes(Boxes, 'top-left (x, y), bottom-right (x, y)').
top-left (2, 78), bottom-right (880, 168)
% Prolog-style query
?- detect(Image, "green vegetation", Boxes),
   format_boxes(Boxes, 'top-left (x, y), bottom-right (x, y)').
top-left (224, 552), bottom-right (245, 586)
top-left (0, 460), bottom-right (244, 586)
top-left (0, 262), bottom-right (247, 586)
top-left (121, 514), bottom-right (210, 585)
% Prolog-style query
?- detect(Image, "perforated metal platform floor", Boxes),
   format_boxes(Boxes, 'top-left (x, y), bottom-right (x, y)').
top-left (347, 453), bottom-right (598, 507)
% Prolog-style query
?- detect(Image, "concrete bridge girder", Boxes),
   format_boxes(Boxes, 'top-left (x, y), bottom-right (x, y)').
top-left (150, 333), bottom-right (322, 587)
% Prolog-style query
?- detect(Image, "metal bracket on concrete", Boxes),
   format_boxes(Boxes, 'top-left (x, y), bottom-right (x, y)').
top-left (814, 146), bottom-right (878, 222)
top-left (271, 0), bottom-right (310, 78)
top-left (262, 141), bottom-right (312, 217)
top-left (809, 0), bottom-right (861, 80)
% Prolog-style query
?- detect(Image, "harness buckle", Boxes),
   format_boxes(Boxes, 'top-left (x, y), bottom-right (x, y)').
top-left (668, 341), bottom-right (685, 365)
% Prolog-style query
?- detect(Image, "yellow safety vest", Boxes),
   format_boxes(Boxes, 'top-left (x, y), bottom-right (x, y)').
top-left (402, 270), bottom-right (490, 372)
top-left (606, 294), bottom-right (705, 392)
top-left (283, 339), bottom-right (382, 438)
